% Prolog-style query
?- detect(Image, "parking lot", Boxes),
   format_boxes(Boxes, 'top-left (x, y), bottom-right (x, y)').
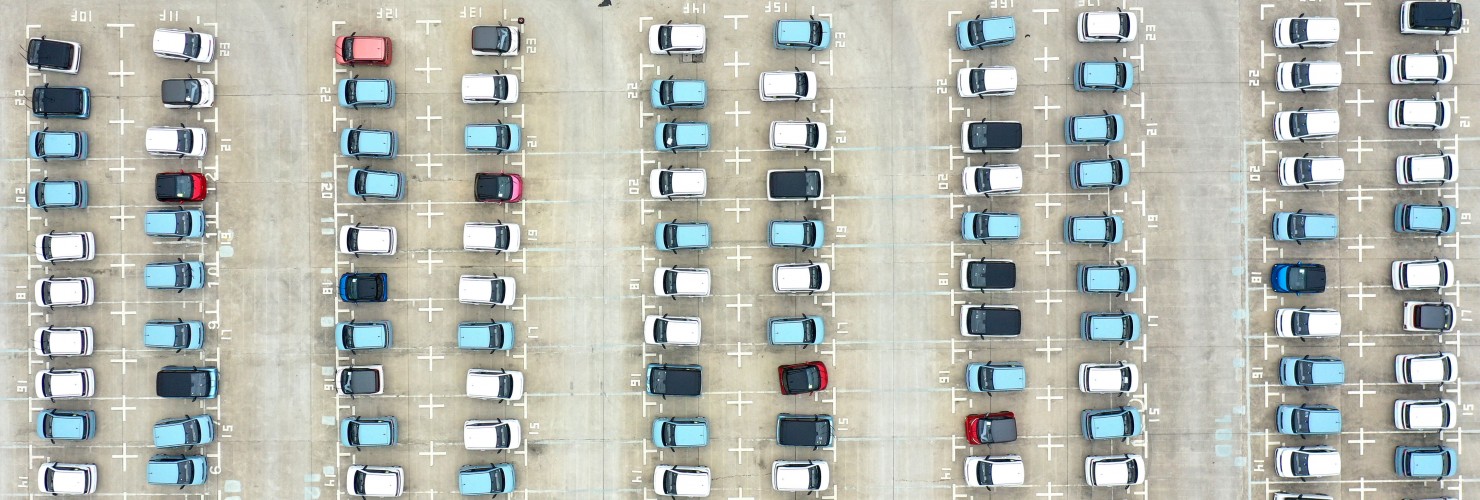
top-left (1, 1), bottom-right (1474, 499)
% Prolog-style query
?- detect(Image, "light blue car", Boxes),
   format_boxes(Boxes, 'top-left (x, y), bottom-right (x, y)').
top-left (340, 126), bottom-right (397, 159)
top-left (652, 417), bottom-right (709, 448)
top-left (1074, 61), bottom-right (1134, 92)
top-left (1080, 311), bottom-right (1141, 343)
top-left (465, 122), bottom-right (521, 154)
top-left (654, 122), bottom-right (710, 152)
top-left (29, 129), bottom-right (87, 161)
top-left (338, 77), bottom-right (395, 108)
top-left (147, 454), bottom-right (207, 487)
top-left (768, 315), bottom-right (825, 346)
top-left (1071, 157), bottom-right (1130, 189)
top-left (153, 414), bottom-right (215, 449)
top-left (458, 321), bottom-right (515, 351)
top-left (776, 17), bottom-right (832, 50)
top-left (965, 362), bottom-right (1025, 393)
top-left (347, 168), bottom-right (405, 200)
top-left (650, 79), bottom-right (708, 109)
top-left (655, 220), bottom-right (710, 252)
top-left (336, 321), bottom-right (392, 352)
top-left (37, 409), bottom-right (96, 442)
top-left (1065, 113), bottom-right (1125, 144)
top-left (145, 260), bottom-right (206, 291)
top-left (459, 463), bottom-right (516, 496)
top-left (1078, 264), bottom-right (1137, 296)
top-left (1065, 214), bottom-right (1124, 245)
top-left (340, 416), bottom-right (398, 449)
top-left (145, 209), bottom-right (207, 239)
top-left (1395, 203), bottom-right (1457, 235)
top-left (1272, 210), bottom-right (1338, 242)
top-left (770, 219), bottom-right (824, 248)
top-left (955, 15), bottom-right (1015, 50)
top-left (961, 212), bottom-right (1022, 241)
top-left (29, 179), bottom-right (87, 210)
top-left (1395, 446), bottom-right (1457, 478)
top-left (1279, 355), bottom-right (1345, 388)
top-left (144, 319), bottom-right (205, 351)
top-left (1275, 404), bottom-right (1341, 436)
top-left (1081, 406), bottom-right (1143, 440)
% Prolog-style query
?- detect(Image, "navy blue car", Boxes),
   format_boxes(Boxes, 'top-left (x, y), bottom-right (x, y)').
top-left (1270, 262), bottom-right (1326, 294)
top-left (339, 272), bottom-right (388, 303)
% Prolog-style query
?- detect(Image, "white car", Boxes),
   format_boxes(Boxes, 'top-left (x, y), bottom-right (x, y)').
top-left (1275, 307), bottom-right (1340, 338)
top-left (1273, 494), bottom-right (1331, 500)
top-left (466, 368), bottom-right (525, 401)
top-left (653, 465), bottom-right (711, 497)
top-left (36, 231), bottom-right (95, 262)
top-left (649, 167), bottom-right (707, 199)
top-left (464, 419), bottom-right (522, 450)
top-left (1275, 445), bottom-right (1339, 478)
top-left (1078, 362), bottom-right (1139, 394)
top-left (956, 65), bottom-right (1018, 97)
top-left (961, 164), bottom-right (1022, 195)
top-left (1276, 60), bottom-right (1341, 92)
top-left (964, 455), bottom-right (1024, 488)
top-left (655, 267), bottom-right (711, 297)
top-left (36, 368), bottom-right (95, 400)
top-left (35, 277), bottom-right (94, 308)
top-left (458, 275), bottom-right (517, 306)
top-left (1395, 399), bottom-right (1456, 430)
top-left (339, 224), bottom-right (397, 256)
top-left (644, 315), bottom-right (701, 346)
top-left (146, 126), bottom-right (208, 157)
top-left (1277, 155), bottom-right (1344, 187)
top-left (772, 460), bottom-right (829, 492)
top-left (462, 73), bottom-right (519, 104)
top-left (759, 70), bottom-right (817, 101)
top-left (1391, 258), bottom-right (1454, 290)
top-left (770, 120), bottom-right (827, 151)
top-left (1403, 301), bottom-right (1455, 332)
top-left (345, 465), bottom-right (403, 498)
top-left (1084, 454), bottom-right (1145, 486)
top-left (1078, 10), bottom-right (1138, 42)
top-left (1391, 53), bottom-right (1453, 84)
top-left (38, 463), bottom-right (98, 495)
top-left (1396, 153), bottom-right (1457, 185)
top-left (1273, 16), bottom-right (1339, 48)
top-left (1273, 108), bottom-right (1338, 142)
top-left (152, 28), bottom-right (215, 63)
top-left (1388, 97), bottom-right (1450, 129)
top-left (34, 327), bottom-right (94, 357)
top-left (1395, 352), bottom-right (1457, 385)
top-left (774, 262), bottom-right (830, 294)
top-left (463, 222), bottom-right (521, 253)
top-left (649, 24), bottom-right (706, 54)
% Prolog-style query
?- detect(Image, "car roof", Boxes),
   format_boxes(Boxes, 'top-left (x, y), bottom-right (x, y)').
top-left (776, 19), bottom-right (819, 43)
top-left (1086, 365), bottom-right (1128, 390)
top-left (988, 364), bottom-right (1026, 389)
top-left (1080, 61), bottom-right (1122, 85)
top-left (29, 38), bottom-right (77, 68)
top-left (349, 129), bottom-right (393, 154)
top-left (673, 122), bottom-right (710, 145)
top-left (38, 131), bottom-right (79, 155)
top-left (965, 260), bottom-right (1015, 289)
top-left (1072, 115), bottom-right (1114, 139)
top-left (40, 181), bottom-right (80, 205)
top-left (1402, 53), bottom-right (1446, 78)
top-left (1400, 100), bottom-right (1442, 120)
top-left (1301, 449), bottom-right (1341, 475)
top-left (1089, 409), bottom-right (1131, 437)
top-left (347, 36), bottom-right (387, 59)
top-left (1301, 17), bottom-right (1340, 41)
top-left (1405, 448), bottom-right (1451, 475)
top-left (983, 213), bottom-right (1022, 237)
top-left (650, 364), bottom-right (702, 395)
top-left (967, 121), bottom-right (1022, 149)
top-left (1299, 61), bottom-right (1343, 86)
top-left (347, 78), bottom-right (390, 102)
top-left (1071, 216), bottom-right (1115, 241)
top-left (1303, 407), bottom-right (1342, 433)
top-left (1084, 266), bottom-right (1126, 291)
top-left (1088, 314), bottom-right (1131, 339)
top-left (1407, 205), bottom-right (1452, 229)
top-left (1300, 109), bottom-right (1340, 134)
top-left (669, 223), bottom-right (710, 247)
top-left (664, 24), bottom-right (706, 47)
top-left (1306, 358), bottom-right (1346, 383)
top-left (1296, 213), bottom-right (1338, 238)
top-left (46, 411), bottom-right (89, 438)
top-left (973, 16), bottom-right (1017, 41)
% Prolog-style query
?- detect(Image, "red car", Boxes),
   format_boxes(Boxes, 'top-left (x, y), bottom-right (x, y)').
top-left (474, 172), bottom-right (523, 203)
top-left (778, 361), bottom-right (828, 395)
top-left (335, 33), bottom-right (392, 66)
top-left (155, 171), bottom-right (208, 202)
top-left (964, 411), bottom-right (1018, 445)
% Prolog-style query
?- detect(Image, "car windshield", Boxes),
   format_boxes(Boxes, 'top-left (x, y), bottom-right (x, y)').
top-left (1289, 215), bottom-right (1308, 238)
top-left (662, 470), bottom-right (678, 493)
top-left (346, 421), bottom-right (364, 445)
top-left (1293, 409), bottom-right (1311, 433)
top-left (809, 267), bottom-right (823, 289)
top-left (340, 325), bottom-right (358, 347)
top-left (663, 270), bottom-right (677, 293)
top-left (173, 263), bottom-right (193, 287)
top-left (967, 21), bottom-right (985, 44)
top-left (969, 69), bottom-right (988, 93)
top-left (806, 125), bottom-right (821, 148)
top-left (1294, 159), bottom-right (1316, 182)
top-left (1118, 268), bottom-right (1131, 289)
top-left (1296, 362), bottom-right (1315, 384)
top-left (1103, 116), bottom-right (1119, 140)
top-left (1123, 459), bottom-right (1139, 480)
top-left (800, 320), bottom-right (817, 342)
top-left (182, 33), bottom-right (201, 58)
top-left (1103, 218), bottom-right (1118, 240)
top-left (353, 170), bottom-right (368, 193)
top-left (1291, 64), bottom-right (1311, 87)
top-left (1290, 18), bottom-right (1309, 43)
top-left (491, 468), bottom-right (506, 492)
top-left (794, 73), bottom-right (810, 97)
top-left (353, 471), bottom-right (367, 492)
top-left (495, 177), bottom-right (513, 199)
top-left (498, 374), bottom-right (514, 397)
top-left (1121, 411), bottom-right (1136, 433)
top-left (658, 171), bottom-right (674, 193)
top-left (172, 130), bottom-right (192, 154)
top-left (490, 280), bottom-right (506, 302)
top-left (658, 26), bottom-right (674, 49)
top-left (661, 422), bottom-right (676, 444)
top-left (1291, 453), bottom-right (1310, 476)
top-left (787, 367), bottom-right (820, 389)
top-left (174, 211), bottom-right (194, 235)
top-left (40, 236), bottom-right (54, 260)
top-left (1290, 114), bottom-right (1309, 136)
top-left (34, 132), bottom-right (47, 152)
top-left (180, 418), bottom-right (201, 444)
top-left (658, 81), bottom-right (675, 104)
top-left (170, 174), bottom-right (194, 198)
top-left (1287, 267), bottom-right (1307, 289)
top-left (1115, 64), bottom-right (1129, 87)
top-left (344, 80), bottom-right (359, 102)
top-left (494, 226), bottom-right (510, 249)
top-left (346, 130), bottom-right (362, 154)
top-left (173, 461), bottom-right (193, 483)
top-left (972, 214), bottom-right (991, 237)
top-left (662, 126), bottom-right (678, 147)
top-left (174, 324), bottom-right (192, 346)
top-left (809, 22), bottom-right (825, 45)
top-left (663, 225), bottom-right (679, 246)
top-left (493, 77), bottom-right (508, 100)
top-left (345, 228), bottom-right (361, 252)
top-left (1291, 312), bottom-right (1310, 336)
top-left (800, 223), bottom-right (817, 246)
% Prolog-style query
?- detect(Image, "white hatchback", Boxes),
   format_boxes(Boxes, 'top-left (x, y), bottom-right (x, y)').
top-left (961, 164), bottom-right (1023, 195)
top-left (458, 275), bottom-right (517, 306)
top-left (1078, 10), bottom-right (1137, 42)
top-left (759, 70), bottom-right (817, 101)
top-left (1391, 258), bottom-right (1454, 290)
top-left (35, 277), bottom-right (94, 308)
top-left (956, 65), bottom-right (1018, 97)
top-left (462, 73), bottom-right (519, 104)
top-left (463, 419), bottom-right (522, 450)
top-left (1276, 60), bottom-right (1341, 92)
top-left (1275, 307), bottom-right (1340, 338)
top-left (339, 224), bottom-right (397, 256)
top-left (1085, 454), bottom-right (1145, 486)
top-left (644, 315), bottom-right (701, 346)
top-left (36, 368), bottom-right (95, 399)
top-left (345, 465), bottom-right (403, 498)
top-left (34, 327), bottom-right (94, 357)
top-left (770, 120), bottom-right (827, 151)
top-left (38, 463), bottom-right (98, 495)
top-left (1395, 153), bottom-right (1457, 185)
top-left (35, 231), bottom-right (95, 262)
top-left (649, 167), bottom-right (707, 199)
top-left (1078, 362), bottom-right (1139, 394)
top-left (1273, 16), bottom-right (1339, 48)
top-left (1394, 399), bottom-right (1456, 430)
top-left (1395, 352), bottom-right (1457, 385)
top-left (774, 262), bottom-right (830, 294)
top-left (1273, 108), bottom-right (1339, 142)
top-left (1277, 155), bottom-right (1344, 187)
top-left (146, 126), bottom-right (208, 157)
top-left (1275, 446), bottom-right (1339, 478)
top-left (463, 222), bottom-right (521, 253)
top-left (964, 455), bottom-right (1024, 487)
top-left (653, 465), bottom-right (711, 497)
top-left (654, 267), bottom-right (711, 297)
top-left (466, 368), bottom-right (525, 401)
top-left (1388, 97), bottom-right (1451, 129)
top-left (1391, 53), bottom-right (1453, 84)
top-left (649, 24), bottom-right (706, 54)
top-left (152, 28), bottom-right (215, 63)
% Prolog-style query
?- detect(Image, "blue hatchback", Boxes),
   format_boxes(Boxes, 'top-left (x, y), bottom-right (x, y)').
top-left (29, 130), bottom-right (87, 160)
top-left (347, 167), bottom-right (405, 200)
top-left (1080, 311), bottom-right (1141, 343)
top-left (338, 77), bottom-right (395, 108)
top-left (655, 220), bottom-right (711, 252)
top-left (1395, 445), bottom-right (1458, 478)
top-left (339, 272), bottom-right (388, 303)
top-left (776, 18), bottom-right (832, 50)
top-left (1078, 264), bottom-right (1137, 295)
top-left (1071, 157), bottom-right (1130, 189)
top-left (37, 409), bottom-right (96, 442)
top-left (336, 321), bottom-right (392, 351)
top-left (1394, 203), bottom-right (1457, 235)
top-left (961, 212), bottom-right (1022, 241)
top-left (145, 260), bottom-right (206, 291)
top-left (29, 179), bottom-right (88, 210)
top-left (1279, 355), bottom-right (1345, 388)
top-left (458, 321), bottom-right (515, 351)
top-left (465, 122), bottom-right (521, 154)
top-left (1081, 406), bottom-right (1144, 440)
top-left (459, 463), bottom-right (516, 496)
top-left (1074, 61), bottom-right (1134, 92)
top-left (147, 454), bottom-right (207, 486)
top-left (650, 79), bottom-right (708, 109)
top-left (955, 15), bottom-right (1016, 50)
top-left (1065, 214), bottom-right (1124, 245)
top-left (652, 417), bottom-right (709, 448)
top-left (1270, 262), bottom-right (1326, 294)
top-left (1272, 210), bottom-right (1338, 242)
top-left (654, 122), bottom-right (710, 152)
top-left (1275, 404), bottom-right (1341, 436)
top-left (144, 319), bottom-right (206, 351)
top-left (340, 126), bottom-right (397, 159)
top-left (965, 362), bottom-right (1026, 393)
top-left (768, 315), bottom-right (825, 346)
top-left (145, 209), bottom-right (207, 239)
top-left (153, 414), bottom-right (215, 449)
top-left (1066, 113), bottom-right (1125, 144)
top-left (770, 219), bottom-right (824, 248)
top-left (340, 416), bottom-right (398, 449)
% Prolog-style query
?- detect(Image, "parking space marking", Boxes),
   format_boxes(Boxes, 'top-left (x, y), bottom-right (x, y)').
top-left (1343, 38), bottom-right (1373, 66)
top-left (109, 442), bottom-right (139, 471)
top-left (725, 294), bottom-right (752, 321)
top-left (1033, 95), bottom-right (1060, 121)
top-left (109, 348), bottom-right (137, 374)
top-left (415, 19), bottom-right (440, 34)
top-left (416, 200), bottom-right (445, 227)
top-left (418, 441), bottom-right (447, 466)
top-left (723, 50), bottom-right (749, 78)
top-left (721, 14), bottom-right (747, 29)
top-left (108, 107), bottom-right (134, 135)
top-left (1344, 88), bottom-right (1374, 118)
top-left (1033, 289), bottom-right (1061, 314)
top-left (413, 57), bottom-right (443, 83)
top-left (1032, 46), bottom-right (1058, 73)
top-left (1345, 234), bottom-right (1374, 262)
top-left (1030, 8), bottom-right (1058, 25)
top-left (107, 60), bottom-right (134, 87)
top-left (725, 391), bottom-right (753, 416)
top-left (1345, 282), bottom-right (1376, 311)
top-left (109, 395), bottom-right (136, 422)
top-left (727, 438), bottom-right (754, 465)
top-left (415, 105), bottom-right (442, 131)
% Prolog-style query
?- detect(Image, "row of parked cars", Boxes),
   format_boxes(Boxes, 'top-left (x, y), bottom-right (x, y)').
top-left (950, 11), bottom-right (1149, 489)
top-left (641, 18), bottom-right (839, 497)
top-left (331, 27), bottom-right (528, 498)
top-left (1265, 3), bottom-right (1464, 493)
top-left (26, 29), bottom-right (221, 495)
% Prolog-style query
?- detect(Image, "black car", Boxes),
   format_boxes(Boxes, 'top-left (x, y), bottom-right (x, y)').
top-left (1406, 302), bottom-right (1455, 332)
top-left (155, 172), bottom-right (206, 202)
top-left (960, 305), bottom-right (1022, 337)
top-left (778, 362), bottom-right (827, 395)
top-left (471, 25), bottom-right (518, 55)
top-left (32, 84), bottom-right (90, 119)
top-left (28, 37), bottom-right (81, 74)
top-left (339, 272), bottom-right (388, 303)
top-left (1271, 262), bottom-right (1326, 294)
top-left (767, 168), bottom-right (824, 201)
top-left (962, 120), bottom-right (1022, 153)
top-left (963, 259), bottom-right (1015, 291)
top-left (474, 172), bottom-right (522, 203)
top-left (337, 366), bottom-right (384, 397)
top-left (1403, 1), bottom-right (1464, 34)
top-left (156, 366), bottom-right (219, 401)
top-left (646, 363), bottom-right (702, 398)
top-left (161, 78), bottom-right (212, 108)
top-left (777, 413), bottom-right (834, 449)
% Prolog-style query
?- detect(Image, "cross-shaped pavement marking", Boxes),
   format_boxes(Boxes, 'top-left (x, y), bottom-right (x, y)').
top-left (726, 245), bottom-right (751, 272)
top-left (726, 294), bottom-right (752, 322)
top-left (1035, 240), bottom-right (1060, 267)
top-left (418, 298), bottom-right (444, 323)
top-left (1034, 95), bottom-right (1059, 121)
top-left (1034, 289), bottom-right (1062, 315)
top-left (419, 394), bottom-right (444, 419)
top-left (419, 440), bottom-right (447, 466)
top-left (109, 108), bottom-right (135, 135)
top-left (1344, 38), bottom-right (1374, 66)
top-left (725, 100), bottom-right (750, 127)
top-left (1346, 330), bottom-right (1375, 357)
top-left (1036, 385), bottom-right (1064, 412)
top-left (1346, 379), bottom-right (1376, 407)
top-left (111, 394), bottom-right (136, 422)
top-left (416, 346), bottom-right (443, 371)
top-left (724, 200), bottom-right (750, 223)
top-left (724, 51), bottom-right (750, 78)
top-left (111, 300), bottom-right (138, 326)
top-left (111, 348), bottom-right (138, 374)
top-left (111, 442), bottom-right (139, 470)
top-left (724, 146), bottom-right (751, 175)
top-left (1346, 282), bottom-right (1376, 311)
top-left (416, 105), bottom-right (442, 131)
top-left (1346, 477), bottom-right (1378, 500)
top-left (726, 391), bottom-right (753, 416)
top-left (414, 57), bottom-right (443, 83)
top-left (1344, 88), bottom-right (1374, 117)
top-left (110, 205), bottom-right (136, 231)
top-left (1036, 337), bottom-right (1062, 364)
top-left (1345, 185), bottom-right (1373, 212)
top-left (1345, 234), bottom-right (1374, 263)
top-left (415, 153), bottom-right (443, 178)
top-left (1034, 192), bottom-right (1062, 219)
top-left (727, 438), bottom-right (753, 464)
top-left (417, 201), bottom-right (444, 228)
top-left (727, 342), bottom-right (753, 367)
top-left (1036, 434), bottom-right (1064, 461)
top-left (1346, 427), bottom-right (1375, 455)
top-left (1345, 136), bottom-right (1373, 164)
top-left (1034, 47), bottom-right (1059, 72)
top-left (107, 60), bottom-right (135, 88)
top-left (416, 249), bottom-right (443, 275)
